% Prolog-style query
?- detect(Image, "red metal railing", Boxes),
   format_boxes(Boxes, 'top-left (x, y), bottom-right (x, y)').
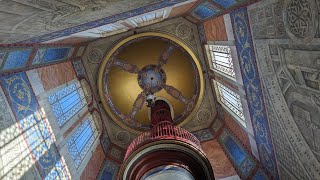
top-left (124, 121), bottom-right (203, 160)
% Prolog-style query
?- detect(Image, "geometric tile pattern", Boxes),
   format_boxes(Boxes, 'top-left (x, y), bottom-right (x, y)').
top-left (219, 129), bottom-right (255, 179)
top-left (0, 72), bottom-right (70, 179)
top-left (230, 7), bottom-right (278, 178)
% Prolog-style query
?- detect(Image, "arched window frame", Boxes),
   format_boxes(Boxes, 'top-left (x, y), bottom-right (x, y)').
top-left (205, 41), bottom-right (252, 131)
top-left (48, 80), bottom-right (87, 127)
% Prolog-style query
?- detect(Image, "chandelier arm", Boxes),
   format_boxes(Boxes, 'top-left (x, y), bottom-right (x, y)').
top-left (156, 43), bottom-right (176, 69)
top-left (161, 83), bottom-right (189, 105)
top-left (113, 59), bottom-right (140, 74)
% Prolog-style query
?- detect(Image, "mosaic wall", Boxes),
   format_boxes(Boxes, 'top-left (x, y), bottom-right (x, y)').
top-left (98, 159), bottom-right (120, 180)
top-left (219, 129), bottom-right (256, 178)
top-left (0, 88), bottom-right (41, 179)
top-left (219, 128), bottom-right (269, 179)
top-left (0, 72), bottom-right (70, 179)
top-left (230, 7), bottom-right (278, 178)
top-left (0, 46), bottom-right (76, 74)
top-left (248, 0), bottom-right (320, 179)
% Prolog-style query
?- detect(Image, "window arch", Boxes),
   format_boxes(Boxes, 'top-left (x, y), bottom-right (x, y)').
top-left (48, 81), bottom-right (87, 127)
top-left (66, 115), bottom-right (98, 168)
top-left (208, 45), bottom-right (235, 78)
top-left (215, 81), bottom-right (245, 126)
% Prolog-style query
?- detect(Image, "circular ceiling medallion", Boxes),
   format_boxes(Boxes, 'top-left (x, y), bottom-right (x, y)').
top-left (98, 32), bottom-right (204, 133)
top-left (137, 65), bottom-right (166, 93)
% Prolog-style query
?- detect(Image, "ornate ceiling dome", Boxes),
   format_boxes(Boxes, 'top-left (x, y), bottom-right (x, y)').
top-left (98, 32), bottom-right (204, 133)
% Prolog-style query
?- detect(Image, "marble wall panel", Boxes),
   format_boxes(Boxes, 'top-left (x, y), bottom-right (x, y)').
top-left (203, 16), bottom-right (228, 41)
top-left (224, 113), bottom-right (251, 151)
top-left (201, 139), bottom-right (238, 179)
top-left (37, 61), bottom-right (77, 91)
top-left (80, 144), bottom-right (105, 180)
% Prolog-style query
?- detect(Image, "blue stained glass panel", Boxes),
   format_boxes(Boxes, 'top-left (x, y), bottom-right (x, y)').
top-left (225, 136), bottom-right (246, 166)
top-left (48, 82), bottom-right (87, 127)
top-left (2, 49), bottom-right (32, 70)
top-left (67, 116), bottom-right (98, 168)
top-left (211, 0), bottom-right (237, 8)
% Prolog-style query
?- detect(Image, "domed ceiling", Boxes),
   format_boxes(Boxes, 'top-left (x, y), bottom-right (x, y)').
top-left (98, 32), bottom-right (204, 133)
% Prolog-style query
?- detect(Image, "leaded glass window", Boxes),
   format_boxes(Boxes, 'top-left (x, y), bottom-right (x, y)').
top-left (209, 45), bottom-right (235, 78)
top-left (216, 82), bottom-right (245, 124)
top-left (48, 82), bottom-right (87, 127)
top-left (67, 116), bottom-right (98, 168)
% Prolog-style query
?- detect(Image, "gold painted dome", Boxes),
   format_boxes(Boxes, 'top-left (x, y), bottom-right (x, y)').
top-left (98, 32), bottom-right (204, 133)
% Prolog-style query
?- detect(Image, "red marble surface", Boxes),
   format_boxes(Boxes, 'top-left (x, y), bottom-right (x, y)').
top-left (80, 143), bottom-right (105, 180)
top-left (203, 16), bottom-right (228, 41)
top-left (37, 61), bottom-right (76, 91)
top-left (168, 1), bottom-right (198, 18)
top-left (201, 139), bottom-right (237, 179)
top-left (224, 113), bottom-right (252, 151)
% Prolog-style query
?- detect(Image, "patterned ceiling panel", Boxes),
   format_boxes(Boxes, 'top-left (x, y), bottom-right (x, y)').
top-left (0, 0), bottom-right (191, 44)
top-left (191, 2), bottom-right (221, 20)
top-left (189, 0), bottom-right (254, 21)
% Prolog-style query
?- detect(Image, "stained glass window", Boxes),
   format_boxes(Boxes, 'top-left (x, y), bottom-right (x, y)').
top-left (216, 82), bottom-right (245, 124)
top-left (67, 116), bottom-right (98, 168)
top-left (209, 45), bottom-right (235, 78)
top-left (48, 82), bottom-right (87, 127)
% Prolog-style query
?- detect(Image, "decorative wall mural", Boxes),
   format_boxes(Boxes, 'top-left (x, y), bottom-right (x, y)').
top-left (249, 1), bottom-right (320, 178)
top-left (230, 7), bottom-right (278, 178)
top-left (0, 0), bottom-right (188, 44)
top-left (283, 0), bottom-right (318, 43)
top-left (0, 88), bottom-right (40, 179)
top-left (0, 73), bottom-right (70, 179)
top-left (249, 0), bottom-right (287, 39)
top-left (98, 33), bottom-right (204, 133)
